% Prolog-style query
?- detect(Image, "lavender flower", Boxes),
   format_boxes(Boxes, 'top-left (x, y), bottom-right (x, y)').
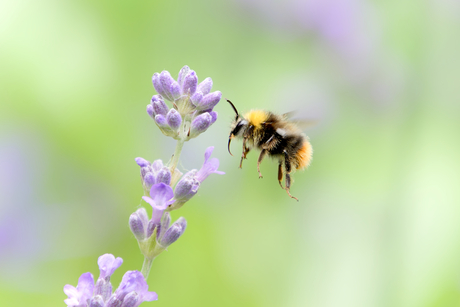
top-left (148, 65), bottom-right (222, 141)
top-left (142, 183), bottom-right (175, 225)
top-left (195, 146), bottom-right (225, 182)
top-left (135, 158), bottom-right (172, 194)
top-left (113, 271), bottom-right (158, 304)
top-left (64, 272), bottom-right (94, 307)
top-left (169, 146), bottom-right (224, 211)
top-left (64, 255), bottom-right (157, 307)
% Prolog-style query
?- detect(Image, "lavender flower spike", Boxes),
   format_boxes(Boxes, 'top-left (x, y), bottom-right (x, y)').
top-left (64, 272), bottom-right (94, 307)
top-left (196, 146), bottom-right (225, 182)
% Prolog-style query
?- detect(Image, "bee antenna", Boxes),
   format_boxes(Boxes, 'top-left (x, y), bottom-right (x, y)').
top-left (226, 99), bottom-right (239, 121)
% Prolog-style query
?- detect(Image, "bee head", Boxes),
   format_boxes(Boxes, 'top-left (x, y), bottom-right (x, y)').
top-left (227, 99), bottom-right (247, 156)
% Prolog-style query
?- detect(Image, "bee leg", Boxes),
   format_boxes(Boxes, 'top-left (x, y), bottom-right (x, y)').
top-left (284, 151), bottom-right (299, 201)
top-left (278, 162), bottom-right (285, 189)
top-left (239, 138), bottom-right (249, 169)
top-left (257, 149), bottom-right (267, 178)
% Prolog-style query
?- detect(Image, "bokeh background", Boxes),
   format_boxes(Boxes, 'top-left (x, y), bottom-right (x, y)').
top-left (1, 0), bottom-right (460, 306)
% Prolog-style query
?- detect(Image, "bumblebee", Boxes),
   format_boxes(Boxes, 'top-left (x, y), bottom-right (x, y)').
top-left (227, 99), bottom-right (313, 201)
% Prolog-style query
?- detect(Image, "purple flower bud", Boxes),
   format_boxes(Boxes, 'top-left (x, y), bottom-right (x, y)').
top-left (135, 157), bottom-right (150, 168)
top-left (98, 254), bottom-right (123, 280)
top-left (159, 217), bottom-right (187, 248)
top-left (146, 104), bottom-right (154, 119)
top-left (136, 207), bottom-right (149, 227)
top-left (151, 159), bottom-right (163, 172)
top-left (156, 167), bottom-right (171, 185)
top-left (143, 172), bottom-right (155, 190)
top-left (129, 212), bottom-right (146, 241)
top-left (166, 109), bottom-right (182, 130)
top-left (170, 81), bottom-right (181, 100)
top-left (106, 296), bottom-right (122, 307)
top-left (197, 77), bottom-right (213, 95)
top-left (194, 91), bottom-right (222, 111)
top-left (94, 278), bottom-right (112, 302)
top-left (159, 70), bottom-right (175, 101)
top-left (89, 295), bottom-right (105, 307)
top-left (152, 73), bottom-right (167, 99)
top-left (210, 111), bottom-right (218, 124)
top-left (177, 65), bottom-right (191, 88)
top-left (146, 219), bottom-right (156, 238)
top-left (120, 292), bottom-right (138, 307)
top-left (154, 114), bottom-right (168, 128)
top-left (151, 95), bottom-right (169, 116)
top-left (156, 212), bottom-right (171, 241)
top-left (174, 173), bottom-right (199, 201)
top-left (182, 71), bottom-right (198, 95)
top-left (190, 91), bottom-right (203, 106)
top-left (190, 112), bottom-right (212, 135)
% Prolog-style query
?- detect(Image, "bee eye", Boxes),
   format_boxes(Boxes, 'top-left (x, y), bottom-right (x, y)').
top-left (232, 120), bottom-right (246, 136)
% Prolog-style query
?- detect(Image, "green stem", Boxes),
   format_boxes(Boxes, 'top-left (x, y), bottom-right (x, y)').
top-left (141, 257), bottom-right (154, 280)
top-left (169, 139), bottom-right (185, 175)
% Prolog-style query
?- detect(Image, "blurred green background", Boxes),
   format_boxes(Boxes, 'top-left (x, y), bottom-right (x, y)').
top-left (1, 0), bottom-right (460, 306)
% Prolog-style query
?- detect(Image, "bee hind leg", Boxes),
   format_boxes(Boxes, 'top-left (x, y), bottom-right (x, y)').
top-left (283, 151), bottom-right (299, 201)
top-left (284, 173), bottom-right (299, 201)
top-left (278, 162), bottom-right (285, 189)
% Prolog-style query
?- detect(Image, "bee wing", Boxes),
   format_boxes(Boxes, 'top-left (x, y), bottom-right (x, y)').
top-left (282, 111), bottom-right (318, 131)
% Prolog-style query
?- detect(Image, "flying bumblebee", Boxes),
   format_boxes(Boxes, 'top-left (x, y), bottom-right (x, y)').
top-left (227, 99), bottom-right (313, 201)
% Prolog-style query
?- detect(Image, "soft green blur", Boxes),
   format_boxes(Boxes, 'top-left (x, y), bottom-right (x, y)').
top-left (1, 0), bottom-right (460, 306)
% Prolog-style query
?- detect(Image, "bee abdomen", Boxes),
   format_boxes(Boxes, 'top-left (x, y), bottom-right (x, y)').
top-left (294, 138), bottom-right (312, 170)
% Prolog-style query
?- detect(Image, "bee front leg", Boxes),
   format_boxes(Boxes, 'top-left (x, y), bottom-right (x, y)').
top-left (239, 138), bottom-right (250, 169)
top-left (283, 150), bottom-right (299, 201)
top-left (257, 149), bottom-right (267, 178)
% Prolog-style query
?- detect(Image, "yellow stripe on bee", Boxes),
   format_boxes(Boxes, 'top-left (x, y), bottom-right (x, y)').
top-left (245, 110), bottom-right (269, 128)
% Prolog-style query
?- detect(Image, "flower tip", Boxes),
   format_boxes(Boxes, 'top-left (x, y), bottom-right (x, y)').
top-left (135, 157), bottom-right (150, 167)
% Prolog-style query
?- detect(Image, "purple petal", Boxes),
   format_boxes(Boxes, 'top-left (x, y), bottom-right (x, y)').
top-left (197, 77), bottom-right (213, 95)
top-left (135, 157), bottom-right (150, 167)
top-left (149, 183), bottom-right (174, 209)
top-left (142, 291), bottom-right (159, 302)
top-left (146, 104), bottom-right (154, 118)
top-left (195, 158), bottom-right (218, 182)
top-left (64, 272), bottom-right (95, 306)
top-left (210, 111), bottom-right (218, 124)
top-left (115, 271), bottom-right (154, 302)
top-left (182, 71), bottom-right (198, 95)
top-left (98, 254), bottom-right (123, 279)
top-left (159, 71), bottom-right (175, 101)
top-left (204, 146), bottom-right (214, 164)
top-left (177, 65), bottom-right (191, 88)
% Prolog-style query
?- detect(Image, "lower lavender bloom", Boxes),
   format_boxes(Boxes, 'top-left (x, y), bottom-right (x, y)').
top-left (64, 255), bottom-right (157, 307)
top-left (64, 272), bottom-right (94, 307)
